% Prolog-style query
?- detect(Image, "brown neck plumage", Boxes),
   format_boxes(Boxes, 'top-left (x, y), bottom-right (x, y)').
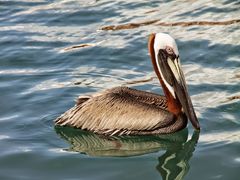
top-left (148, 33), bottom-right (182, 115)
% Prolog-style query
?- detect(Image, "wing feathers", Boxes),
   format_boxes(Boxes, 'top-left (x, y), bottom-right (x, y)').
top-left (55, 87), bottom-right (176, 135)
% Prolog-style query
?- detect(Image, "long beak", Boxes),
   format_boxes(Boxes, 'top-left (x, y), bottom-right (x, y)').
top-left (158, 50), bottom-right (200, 130)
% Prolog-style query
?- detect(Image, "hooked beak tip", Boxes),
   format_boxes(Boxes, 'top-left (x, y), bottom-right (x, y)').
top-left (194, 123), bottom-right (201, 131)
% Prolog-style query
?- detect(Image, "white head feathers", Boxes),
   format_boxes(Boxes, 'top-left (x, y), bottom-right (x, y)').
top-left (154, 33), bottom-right (179, 57)
top-left (153, 33), bottom-right (180, 98)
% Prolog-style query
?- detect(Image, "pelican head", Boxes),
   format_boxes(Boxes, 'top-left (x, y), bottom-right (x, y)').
top-left (148, 33), bottom-right (200, 130)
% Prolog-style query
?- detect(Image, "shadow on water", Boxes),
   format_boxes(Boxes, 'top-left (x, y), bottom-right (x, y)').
top-left (55, 127), bottom-right (199, 180)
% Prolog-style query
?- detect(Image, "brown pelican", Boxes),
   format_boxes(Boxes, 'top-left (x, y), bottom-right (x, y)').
top-left (55, 33), bottom-right (200, 136)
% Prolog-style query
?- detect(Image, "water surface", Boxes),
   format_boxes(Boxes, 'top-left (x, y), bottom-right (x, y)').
top-left (0, 0), bottom-right (240, 179)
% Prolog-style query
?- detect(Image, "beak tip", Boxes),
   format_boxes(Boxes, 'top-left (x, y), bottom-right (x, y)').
top-left (193, 122), bottom-right (200, 130)
top-left (195, 126), bottom-right (200, 131)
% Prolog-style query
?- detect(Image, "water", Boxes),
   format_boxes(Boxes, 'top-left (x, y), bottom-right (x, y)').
top-left (0, 0), bottom-right (239, 179)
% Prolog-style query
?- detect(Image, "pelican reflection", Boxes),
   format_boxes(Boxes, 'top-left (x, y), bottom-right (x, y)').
top-left (157, 131), bottom-right (199, 180)
top-left (55, 127), bottom-right (199, 179)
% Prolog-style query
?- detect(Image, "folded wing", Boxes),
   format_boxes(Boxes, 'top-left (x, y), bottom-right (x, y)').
top-left (55, 87), bottom-right (178, 135)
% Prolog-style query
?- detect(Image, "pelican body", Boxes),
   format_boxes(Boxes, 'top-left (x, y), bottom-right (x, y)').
top-left (55, 33), bottom-right (200, 136)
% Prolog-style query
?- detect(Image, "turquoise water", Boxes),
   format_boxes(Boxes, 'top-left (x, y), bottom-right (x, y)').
top-left (0, 0), bottom-right (239, 179)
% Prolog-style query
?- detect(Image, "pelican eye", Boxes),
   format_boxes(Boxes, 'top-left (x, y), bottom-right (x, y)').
top-left (165, 46), bottom-right (174, 55)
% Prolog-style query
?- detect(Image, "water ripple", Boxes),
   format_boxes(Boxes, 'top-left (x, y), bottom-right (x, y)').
top-left (0, 0), bottom-right (240, 180)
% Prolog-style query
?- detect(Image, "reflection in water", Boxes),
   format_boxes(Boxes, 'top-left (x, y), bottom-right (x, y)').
top-left (55, 127), bottom-right (199, 179)
top-left (157, 131), bottom-right (199, 180)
